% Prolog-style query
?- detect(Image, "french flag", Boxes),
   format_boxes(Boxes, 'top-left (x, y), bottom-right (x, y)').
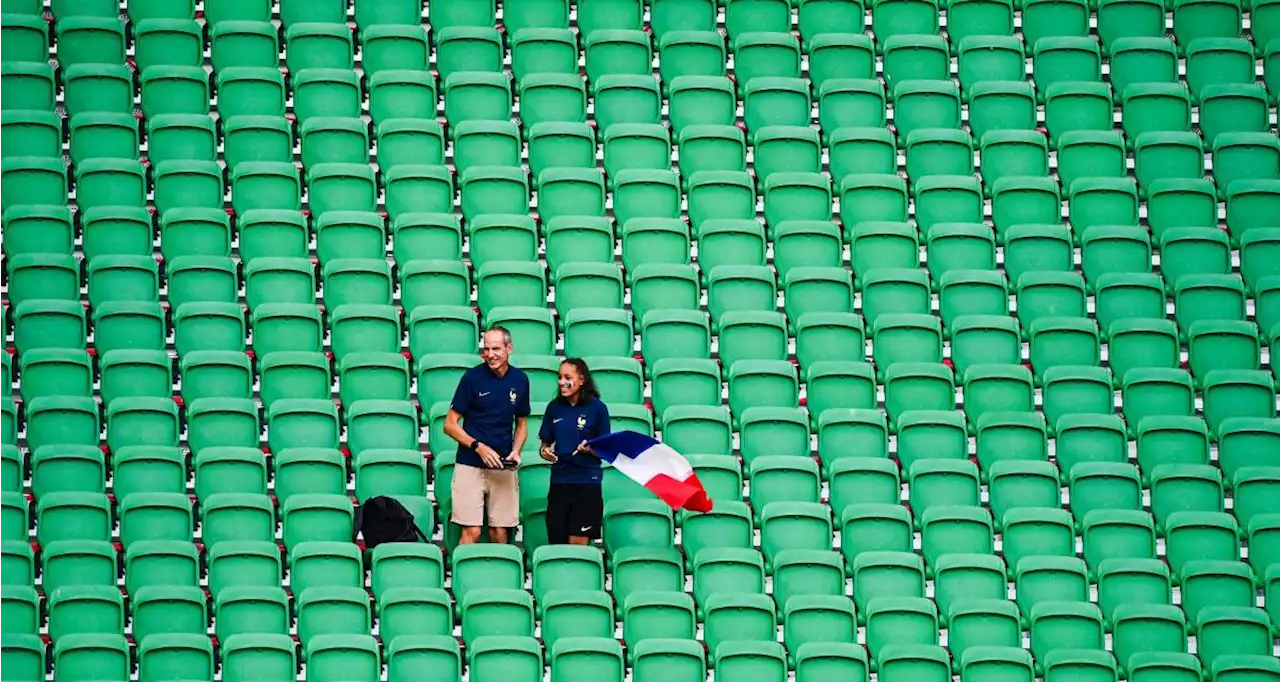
top-left (588, 431), bottom-right (714, 513)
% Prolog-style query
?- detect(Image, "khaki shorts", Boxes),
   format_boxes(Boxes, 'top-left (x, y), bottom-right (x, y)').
top-left (451, 463), bottom-right (520, 528)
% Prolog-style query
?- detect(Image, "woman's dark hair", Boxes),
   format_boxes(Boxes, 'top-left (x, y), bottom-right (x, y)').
top-left (557, 358), bottom-right (600, 404)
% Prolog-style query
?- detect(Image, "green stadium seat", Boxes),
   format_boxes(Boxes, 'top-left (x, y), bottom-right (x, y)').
top-left (53, 15), bottom-right (124, 68)
top-left (155, 162), bottom-right (226, 217)
top-left (675, 124), bottom-right (747, 177)
top-left (47, 583), bottom-right (124, 639)
top-left (132, 17), bottom-right (202, 73)
top-left (85, 256), bottom-right (159, 309)
top-left (1033, 36), bottom-right (1102, 97)
top-left (882, 36), bottom-right (949, 93)
top-left (122, 539), bottom-right (199, 593)
top-left (30, 445), bottom-right (106, 500)
top-left (949, 316), bottom-right (1020, 375)
top-left (614, 166), bottom-right (686, 223)
top-left (39, 539), bottom-right (115, 593)
top-left (244, 258), bottom-right (316, 310)
top-left (805, 362), bottom-right (875, 421)
top-left (1028, 318), bottom-right (1100, 378)
top-left (1039, 363), bottom-right (1111, 422)
top-left (664, 77), bottom-right (734, 135)
top-left (1058, 130), bottom-right (1126, 194)
top-left (975, 411), bottom-right (1049, 473)
top-left (1216, 416), bottom-right (1280, 485)
top-left (228, 162), bottom-right (302, 214)
top-left (537, 167), bottom-right (607, 222)
top-left (17, 348), bottom-right (93, 401)
top-left (828, 127), bottom-right (894, 180)
top-left (1014, 556), bottom-right (1090, 626)
top-left (466, 215), bottom-right (537, 270)
top-left (51, 634), bottom-right (130, 681)
top-left (138, 64), bottom-right (211, 117)
top-left (842, 178), bottom-right (912, 233)
top-left (285, 23), bottom-right (353, 73)
top-left (304, 632), bottom-right (378, 680)
top-left (165, 256), bottom-right (238, 308)
top-left (2, 205), bottom-right (75, 261)
top-left (201, 493), bottom-right (275, 547)
top-left (68, 112), bottom-right (142, 166)
top-left (300, 117), bottom-right (370, 168)
top-left (211, 559), bottom-right (286, 613)
top-left (1070, 180), bottom-right (1141, 244)
top-left (926, 225), bottom-right (996, 285)
top-left (221, 117), bottom-right (292, 169)
top-left (344, 400), bottom-right (417, 454)
top-left (210, 20), bottom-right (279, 70)
top-left (961, 364), bottom-right (1034, 426)
top-left (376, 587), bottom-right (452, 645)
top-left (220, 633), bottom-right (297, 682)
top-left (1021, 0), bottom-right (1090, 45)
top-left (1202, 370), bottom-right (1277, 436)
top-left (872, 314), bottom-right (944, 376)
top-left (861, 268), bottom-right (932, 325)
top-left (73, 158), bottom-right (145, 213)
top-left (1042, 82), bottom-right (1113, 148)
top-left (1212, 655), bottom-right (1280, 682)
top-left (848, 221), bottom-right (916, 280)
top-left (257, 353), bottom-right (330, 408)
top-left (1, 13), bottom-right (48, 62)
top-left (510, 28), bottom-right (577, 82)
top-left (818, 79), bottom-right (887, 134)
top-left (839, 503), bottom-right (912, 570)
top-left (583, 29), bottom-right (650, 84)
top-left (0, 157), bottom-right (68, 208)
top-left (907, 459), bottom-right (980, 521)
top-left (884, 363), bottom-right (956, 426)
top-left (660, 30), bottom-right (732, 83)
top-left (1201, 83), bottom-right (1271, 143)
top-left (1, 61), bottom-right (57, 113)
top-left (459, 588), bottom-right (534, 646)
top-left (542, 592), bottom-right (615, 651)
top-left (1196, 606), bottom-right (1272, 672)
top-left (448, 544), bottom-right (524, 607)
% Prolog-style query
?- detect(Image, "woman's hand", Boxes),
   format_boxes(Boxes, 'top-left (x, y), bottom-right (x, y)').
top-left (539, 444), bottom-right (557, 463)
top-left (574, 440), bottom-right (596, 457)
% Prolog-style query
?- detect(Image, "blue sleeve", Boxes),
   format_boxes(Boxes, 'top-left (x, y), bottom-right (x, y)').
top-left (594, 401), bottom-right (611, 439)
top-left (538, 404), bottom-right (555, 444)
top-left (449, 372), bottom-right (471, 415)
top-left (516, 373), bottom-right (532, 418)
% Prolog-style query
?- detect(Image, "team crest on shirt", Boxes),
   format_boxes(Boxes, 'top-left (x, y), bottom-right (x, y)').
top-left (509, 388), bottom-right (517, 404)
top-left (577, 414), bottom-right (587, 431)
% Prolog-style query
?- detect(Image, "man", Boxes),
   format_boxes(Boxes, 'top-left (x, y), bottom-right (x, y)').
top-left (443, 327), bottom-right (531, 544)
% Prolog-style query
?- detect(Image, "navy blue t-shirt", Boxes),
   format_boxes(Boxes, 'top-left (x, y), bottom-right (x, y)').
top-left (539, 397), bottom-right (611, 485)
top-left (450, 364), bottom-right (532, 468)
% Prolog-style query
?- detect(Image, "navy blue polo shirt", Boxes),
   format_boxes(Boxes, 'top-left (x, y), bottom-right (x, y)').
top-left (450, 363), bottom-right (532, 468)
top-left (539, 397), bottom-right (611, 485)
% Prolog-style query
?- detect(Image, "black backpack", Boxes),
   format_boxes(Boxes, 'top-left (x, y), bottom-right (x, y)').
top-left (354, 496), bottom-right (428, 548)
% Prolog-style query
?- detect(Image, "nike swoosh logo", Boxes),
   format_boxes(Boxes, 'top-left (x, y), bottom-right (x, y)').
top-left (580, 526), bottom-right (594, 533)
top-left (479, 392), bottom-right (490, 397)
top-left (553, 418), bottom-right (562, 423)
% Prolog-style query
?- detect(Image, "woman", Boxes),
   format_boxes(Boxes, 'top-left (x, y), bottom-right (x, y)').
top-left (538, 358), bottom-right (611, 545)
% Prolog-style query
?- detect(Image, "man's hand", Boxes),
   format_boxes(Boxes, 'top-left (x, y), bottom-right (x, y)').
top-left (505, 451), bottom-right (522, 468)
top-left (476, 442), bottom-right (504, 468)
top-left (539, 444), bottom-right (557, 463)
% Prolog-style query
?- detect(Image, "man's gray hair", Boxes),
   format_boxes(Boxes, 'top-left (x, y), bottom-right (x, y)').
top-left (483, 326), bottom-right (513, 345)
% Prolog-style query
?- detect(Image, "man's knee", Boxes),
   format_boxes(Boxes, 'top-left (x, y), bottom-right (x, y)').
top-left (488, 526), bottom-right (509, 544)
top-left (458, 525), bottom-right (483, 544)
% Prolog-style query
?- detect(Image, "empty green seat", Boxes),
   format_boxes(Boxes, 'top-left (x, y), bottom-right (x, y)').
top-left (52, 634), bottom-right (131, 681)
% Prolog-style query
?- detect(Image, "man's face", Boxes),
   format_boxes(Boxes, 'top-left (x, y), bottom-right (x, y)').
top-left (480, 331), bottom-right (511, 370)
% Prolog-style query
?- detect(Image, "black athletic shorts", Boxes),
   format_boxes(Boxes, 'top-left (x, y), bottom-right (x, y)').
top-left (545, 483), bottom-right (604, 544)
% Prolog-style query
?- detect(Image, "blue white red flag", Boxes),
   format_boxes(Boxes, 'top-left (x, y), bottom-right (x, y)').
top-left (587, 431), bottom-right (714, 512)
